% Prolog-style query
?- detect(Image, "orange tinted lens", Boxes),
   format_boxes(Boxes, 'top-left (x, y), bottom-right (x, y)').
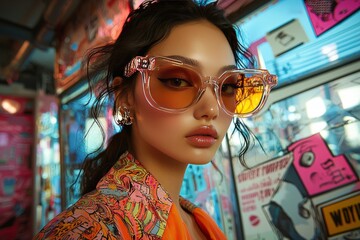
top-left (149, 65), bottom-right (201, 109)
top-left (221, 73), bottom-right (264, 114)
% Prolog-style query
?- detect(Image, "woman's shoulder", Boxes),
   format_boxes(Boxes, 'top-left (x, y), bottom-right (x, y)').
top-left (34, 190), bottom-right (131, 239)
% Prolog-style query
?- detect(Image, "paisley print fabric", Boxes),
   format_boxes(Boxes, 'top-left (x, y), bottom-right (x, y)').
top-left (34, 152), bottom-right (226, 239)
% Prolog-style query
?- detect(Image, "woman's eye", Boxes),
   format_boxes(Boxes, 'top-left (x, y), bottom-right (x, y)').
top-left (158, 78), bottom-right (192, 88)
top-left (221, 84), bottom-right (239, 95)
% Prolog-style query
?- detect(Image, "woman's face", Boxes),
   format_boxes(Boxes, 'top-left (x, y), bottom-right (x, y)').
top-left (130, 20), bottom-right (235, 165)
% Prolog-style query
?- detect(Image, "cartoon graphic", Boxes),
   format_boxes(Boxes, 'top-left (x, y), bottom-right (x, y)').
top-left (288, 134), bottom-right (357, 196)
top-left (266, 180), bottom-right (322, 239)
top-left (265, 133), bottom-right (358, 239)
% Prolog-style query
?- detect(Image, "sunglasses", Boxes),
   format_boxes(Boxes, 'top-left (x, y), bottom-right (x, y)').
top-left (124, 56), bottom-right (278, 117)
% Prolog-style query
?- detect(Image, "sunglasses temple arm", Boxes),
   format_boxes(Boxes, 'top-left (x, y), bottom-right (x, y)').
top-left (267, 74), bottom-right (278, 88)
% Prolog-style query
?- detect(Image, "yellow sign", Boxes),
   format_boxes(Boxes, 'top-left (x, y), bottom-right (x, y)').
top-left (321, 194), bottom-right (360, 236)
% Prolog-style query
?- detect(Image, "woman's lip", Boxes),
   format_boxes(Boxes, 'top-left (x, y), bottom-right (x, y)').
top-left (185, 126), bottom-right (218, 148)
top-left (185, 126), bottom-right (219, 139)
top-left (186, 136), bottom-right (217, 148)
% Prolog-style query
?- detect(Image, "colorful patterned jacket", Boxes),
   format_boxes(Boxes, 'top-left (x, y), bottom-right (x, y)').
top-left (34, 152), bottom-right (226, 239)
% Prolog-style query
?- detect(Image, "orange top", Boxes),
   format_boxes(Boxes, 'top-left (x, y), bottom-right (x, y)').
top-left (34, 152), bottom-right (226, 239)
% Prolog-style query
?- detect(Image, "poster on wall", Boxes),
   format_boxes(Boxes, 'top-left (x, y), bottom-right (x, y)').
top-left (304, 0), bottom-right (360, 36)
top-left (233, 133), bottom-right (360, 240)
top-left (234, 153), bottom-right (293, 240)
top-left (266, 19), bottom-right (309, 57)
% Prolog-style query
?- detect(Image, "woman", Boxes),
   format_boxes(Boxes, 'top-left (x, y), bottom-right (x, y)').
top-left (35, 0), bottom-right (277, 239)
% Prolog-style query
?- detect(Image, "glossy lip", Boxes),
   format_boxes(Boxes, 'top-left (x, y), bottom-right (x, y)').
top-left (185, 125), bottom-right (219, 148)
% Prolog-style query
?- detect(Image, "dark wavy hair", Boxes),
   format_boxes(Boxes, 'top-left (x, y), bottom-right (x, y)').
top-left (81, 0), bottom-right (255, 195)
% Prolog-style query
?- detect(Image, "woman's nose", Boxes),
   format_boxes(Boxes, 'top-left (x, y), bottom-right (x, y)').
top-left (193, 86), bottom-right (219, 120)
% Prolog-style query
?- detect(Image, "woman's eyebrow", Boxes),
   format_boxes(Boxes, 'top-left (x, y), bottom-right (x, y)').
top-left (165, 55), bottom-right (237, 74)
top-left (219, 64), bottom-right (237, 73)
top-left (166, 55), bottom-right (200, 66)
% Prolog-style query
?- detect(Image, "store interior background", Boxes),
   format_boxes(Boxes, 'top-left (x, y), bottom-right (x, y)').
top-left (0, 0), bottom-right (359, 239)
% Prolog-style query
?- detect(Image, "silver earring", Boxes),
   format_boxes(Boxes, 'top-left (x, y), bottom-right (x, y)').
top-left (114, 106), bottom-right (133, 126)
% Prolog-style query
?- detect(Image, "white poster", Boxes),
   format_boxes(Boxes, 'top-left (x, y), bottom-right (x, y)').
top-left (233, 154), bottom-right (293, 240)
